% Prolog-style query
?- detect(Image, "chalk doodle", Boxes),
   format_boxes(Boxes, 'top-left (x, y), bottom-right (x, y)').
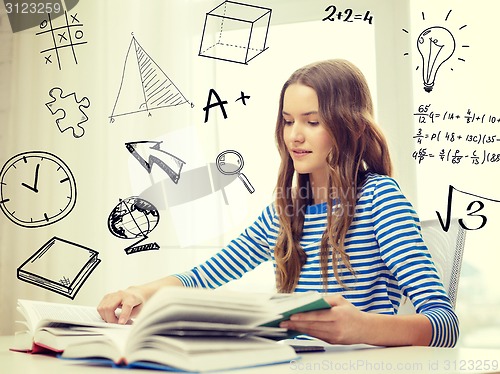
top-left (17, 236), bottom-right (101, 299)
top-left (199, 1), bottom-right (272, 64)
top-left (436, 185), bottom-right (500, 232)
top-left (45, 87), bottom-right (90, 138)
top-left (0, 151), bottom-right (77, 228)
top-left (35, 11), bottom-right (87, 70)
top-left (413, 128), bottom-right (499, 146)
top-left (411, 103), bottom-right (500, 166)
top-left (107, 196), bottom-right (160, 255)
top-left (322, 4), bottom-right (373, 24)
top-left (126, 141), bottom-right (186, 184)
top-left (109, 34), bottom-right (190, 122)
top-left (416, 26), bottom-right (456, 93)
top-left (216, 150), bottom-right (254, 194)
top-left (414, 104), bottom-right (500, 125)
top-left (203, 89), bottom-right (251, 123)
top-left (402, 10), bottom-right (469, 92)
top-left (412, 148), bottom-right (500, 165)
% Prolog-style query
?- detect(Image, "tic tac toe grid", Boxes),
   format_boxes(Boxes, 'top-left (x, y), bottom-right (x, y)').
top-left (199, 1), bottom-right (272, 64)
top-left (36, 11), bottom-right (87, 70)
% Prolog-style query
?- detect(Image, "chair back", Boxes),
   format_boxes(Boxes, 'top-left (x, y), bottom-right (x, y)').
top-left (398, 218), bottom-right (466, 314)
top-left (420, 218), bottom-right (466, 308)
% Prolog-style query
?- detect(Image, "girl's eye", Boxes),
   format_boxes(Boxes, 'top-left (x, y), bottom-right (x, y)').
top-left (283, 119), bottom-right (294, 126)
top-left (308, 121), bottom-right (320, 126)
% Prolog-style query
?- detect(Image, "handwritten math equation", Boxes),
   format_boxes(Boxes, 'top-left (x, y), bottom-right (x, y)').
top-left (414, 104), bottom-right (500, 125)
top-left (322, 5), bottom-right (373, 24)
top-left (413, 128), bottom-right (499, 145)
top-left (412, 148), bottom-right (500, 165)
top-left (412, 103), bottom-right (500, 165)
top-left (436, 185), bottom-right (500, 232)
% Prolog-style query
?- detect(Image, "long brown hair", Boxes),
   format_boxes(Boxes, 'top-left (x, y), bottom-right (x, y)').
top-left (274, 59), bottom-right (393, 293)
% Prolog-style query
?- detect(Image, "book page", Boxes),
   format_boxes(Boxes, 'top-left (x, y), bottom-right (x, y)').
top-left (18, 299), bottom-right (105, 331)
top-left (144, 287), bottom-right (274, 314)
top-left (61, 328), bottom-right (130, 363)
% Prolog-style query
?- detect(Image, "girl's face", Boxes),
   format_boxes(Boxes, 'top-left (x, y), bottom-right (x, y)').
top-left (282, 84), bottom-right (333, 184)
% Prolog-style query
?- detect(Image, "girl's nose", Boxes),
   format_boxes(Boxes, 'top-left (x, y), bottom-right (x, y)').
top-left (290, 123), bottom-right (305, 143)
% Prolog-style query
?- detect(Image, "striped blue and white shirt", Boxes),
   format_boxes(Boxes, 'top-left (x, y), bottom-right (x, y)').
top-left (174, 173), bottom-right (459, 347)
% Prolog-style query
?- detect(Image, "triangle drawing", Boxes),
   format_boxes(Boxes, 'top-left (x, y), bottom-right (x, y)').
top-left (110, 35), bottom-right (190, 122)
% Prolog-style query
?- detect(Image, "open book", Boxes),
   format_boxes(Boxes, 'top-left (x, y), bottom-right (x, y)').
top-left (11, 298), bottom-right (126, 354)
top-left (13, 287), bottom-right (331, 372)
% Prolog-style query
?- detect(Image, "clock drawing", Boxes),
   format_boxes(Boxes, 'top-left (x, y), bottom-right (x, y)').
top-left (0, 151), bottom-right (77, 228)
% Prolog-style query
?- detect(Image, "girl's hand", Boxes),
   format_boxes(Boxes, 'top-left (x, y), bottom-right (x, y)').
top-left (97, 286), bottom-right (145, 324)
top-left (280, 294), bottom-right (367, 345)
top-left (97, 276), bottom-right (183, 324)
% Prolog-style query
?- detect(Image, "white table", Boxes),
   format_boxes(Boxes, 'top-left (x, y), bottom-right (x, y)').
top-left (1, 335), bottom-right (499, 373)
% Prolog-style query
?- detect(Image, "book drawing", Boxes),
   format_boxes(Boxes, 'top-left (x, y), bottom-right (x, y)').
top-left (17, 237), bottom-right (101, 299)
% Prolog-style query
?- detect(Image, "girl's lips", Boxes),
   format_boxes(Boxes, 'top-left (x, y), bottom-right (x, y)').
top-left (291, 149), bottom-right (312, 158)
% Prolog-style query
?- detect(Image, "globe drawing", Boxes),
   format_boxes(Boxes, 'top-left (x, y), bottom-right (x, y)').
top-left (107, 197), bottom-right (160, 254)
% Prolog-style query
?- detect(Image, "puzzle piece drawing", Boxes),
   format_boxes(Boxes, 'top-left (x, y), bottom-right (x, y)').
top-left (46, 87), bottom-right (90, 138)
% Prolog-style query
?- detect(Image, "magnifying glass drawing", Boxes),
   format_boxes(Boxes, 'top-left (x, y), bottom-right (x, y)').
top-left (216, 150), bottom-right (255, 194)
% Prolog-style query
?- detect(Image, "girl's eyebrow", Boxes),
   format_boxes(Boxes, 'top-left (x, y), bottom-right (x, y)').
top-left (282, 111), bottom-right (319, 116)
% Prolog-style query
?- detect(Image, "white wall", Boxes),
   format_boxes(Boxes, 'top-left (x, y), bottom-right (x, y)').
top-left (409, 0), bottom-right (500, 348)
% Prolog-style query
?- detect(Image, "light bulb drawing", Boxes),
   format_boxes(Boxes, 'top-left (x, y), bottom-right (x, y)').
top-left (402, 9), bottom-right (469, 94)
top-left (417, 26), bottom-right (456, 93)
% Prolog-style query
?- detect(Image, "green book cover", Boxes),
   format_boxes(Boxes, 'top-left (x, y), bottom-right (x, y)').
top-left (260, 298), bottom-right (331, 328)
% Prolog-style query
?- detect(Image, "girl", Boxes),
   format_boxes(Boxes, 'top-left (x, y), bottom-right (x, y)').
top-left (98, 59), bottom-right (458, 348)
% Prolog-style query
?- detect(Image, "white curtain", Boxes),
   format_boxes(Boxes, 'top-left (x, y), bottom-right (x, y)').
top-left (0, 0), bottom-right (218, 334)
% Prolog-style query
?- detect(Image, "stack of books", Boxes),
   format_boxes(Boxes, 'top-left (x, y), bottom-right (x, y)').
top-left (11, 287), bottom-right (331, 372)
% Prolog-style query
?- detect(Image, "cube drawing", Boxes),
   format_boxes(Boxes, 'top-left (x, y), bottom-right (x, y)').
top-left (199, 1), bottom-right (272, 64)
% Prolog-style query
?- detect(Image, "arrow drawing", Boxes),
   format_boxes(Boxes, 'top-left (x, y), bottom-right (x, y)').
top-left (126, 141), bottom-right (186, 184)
